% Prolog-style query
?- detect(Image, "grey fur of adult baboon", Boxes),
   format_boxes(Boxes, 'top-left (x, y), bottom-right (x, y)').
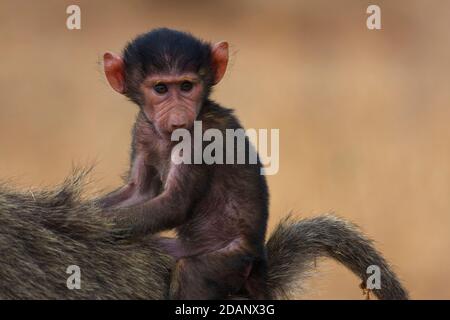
top-left (0, 169), bottom-right (172, 299)
top-left (0, 170), bottom-right (408, 299)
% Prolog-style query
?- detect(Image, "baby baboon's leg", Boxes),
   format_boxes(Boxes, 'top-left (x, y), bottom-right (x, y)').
top-left (169, 251), bottom-right (253, 300)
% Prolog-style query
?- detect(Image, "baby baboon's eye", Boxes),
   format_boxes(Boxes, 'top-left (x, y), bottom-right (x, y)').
top-left (180, 81), bottom-right (193, 92)
top-left (153, 83), bottom-right (168, 94)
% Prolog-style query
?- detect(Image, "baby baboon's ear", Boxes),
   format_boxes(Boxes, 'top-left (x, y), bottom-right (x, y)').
top-left (211, 41), bottom-right (229, 85)
top-left (103, 52), bottom-right (126, 94)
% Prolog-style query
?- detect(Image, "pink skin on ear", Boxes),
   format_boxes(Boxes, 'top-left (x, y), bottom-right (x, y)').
top-left (211, 41), bottom-right (229, 85)
top-left (103, 52), bottom-right (126, 94)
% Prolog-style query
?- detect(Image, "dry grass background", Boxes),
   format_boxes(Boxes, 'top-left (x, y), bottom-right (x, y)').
top-left (0, 0), bottom-right (449, 299)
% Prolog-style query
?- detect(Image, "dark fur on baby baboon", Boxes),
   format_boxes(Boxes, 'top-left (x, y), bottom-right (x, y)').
top-left (0, 170), bottom-right (408, 299)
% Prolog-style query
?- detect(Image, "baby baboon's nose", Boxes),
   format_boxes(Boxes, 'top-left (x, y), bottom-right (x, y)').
top-left (169, 116), bottom-right (188, 132)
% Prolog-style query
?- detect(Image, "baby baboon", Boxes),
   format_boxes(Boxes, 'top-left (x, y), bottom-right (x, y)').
top-left (100, 28), bottom-right (270, 299)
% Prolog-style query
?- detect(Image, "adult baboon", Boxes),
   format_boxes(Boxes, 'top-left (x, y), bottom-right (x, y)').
top-left (0, 169), bottom-right (408, 299)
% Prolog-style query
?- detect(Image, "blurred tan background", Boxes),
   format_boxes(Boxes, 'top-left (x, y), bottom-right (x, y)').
top-left (0, 0), bottom-right (449, 299)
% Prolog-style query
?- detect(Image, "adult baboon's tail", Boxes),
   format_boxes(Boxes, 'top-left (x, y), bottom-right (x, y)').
top-left (265, 215), bottom-right (409, 300)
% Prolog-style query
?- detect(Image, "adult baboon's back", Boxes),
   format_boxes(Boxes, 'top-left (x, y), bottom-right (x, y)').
top-left (0, 170), bottom-right (408, 299)
top-left (0, 170), bottom-right (171, 299)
